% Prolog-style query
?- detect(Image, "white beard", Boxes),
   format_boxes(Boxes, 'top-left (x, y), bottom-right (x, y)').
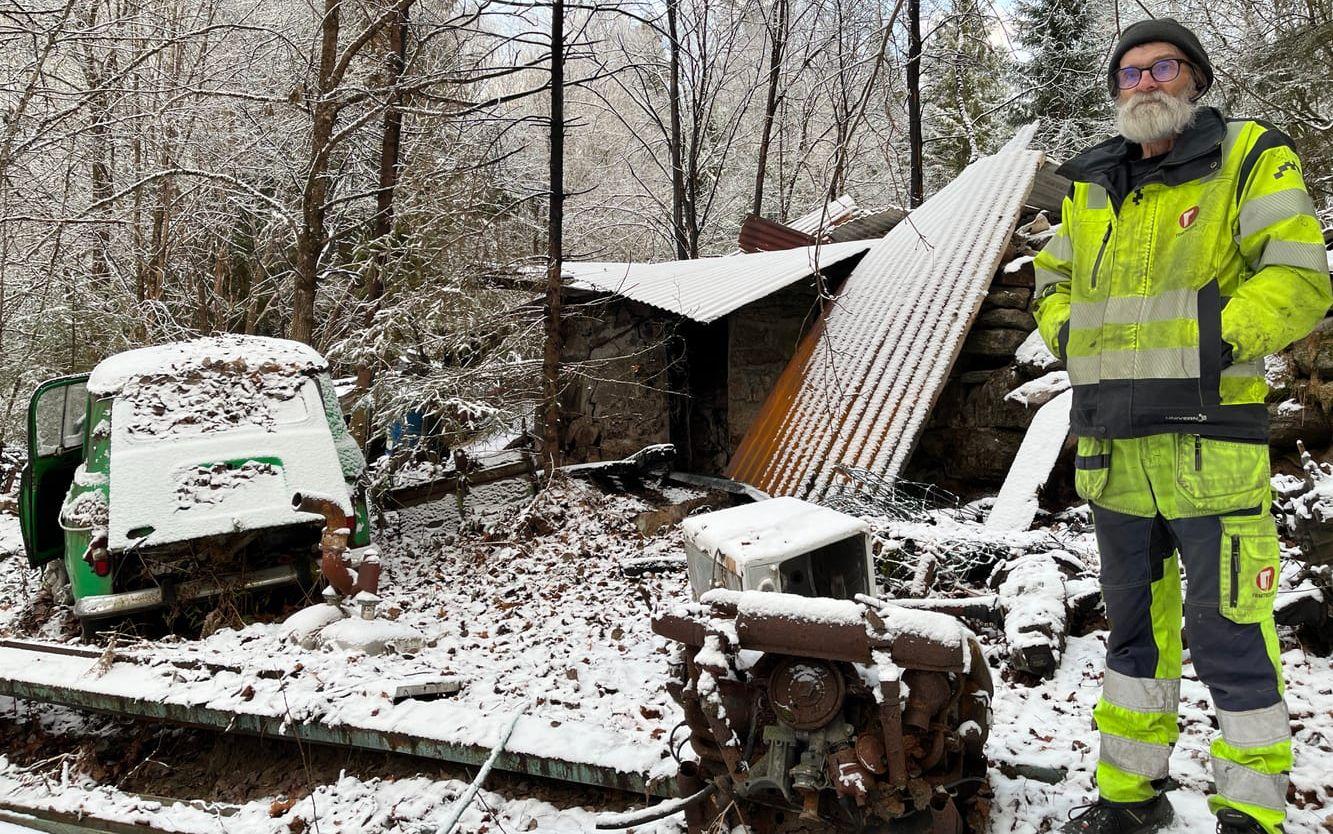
top-left (1115, 89), bottom-right (1199, 146)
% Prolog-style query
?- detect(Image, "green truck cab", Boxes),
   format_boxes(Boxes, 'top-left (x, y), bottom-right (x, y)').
top-left (18, 336), bottom-right (370, 638)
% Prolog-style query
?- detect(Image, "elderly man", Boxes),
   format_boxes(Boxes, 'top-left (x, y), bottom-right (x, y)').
top-left (1032, 18), bottom-right (1331, 834)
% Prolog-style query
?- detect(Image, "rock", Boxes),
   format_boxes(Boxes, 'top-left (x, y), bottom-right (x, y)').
top-left (978, 308), bottom-right (1037, 331)
top-left (962, 327), bottom-right (1030, 359)
top-left (1307, 380), bottom-right (1333, 415)
top-left (1023, 214), bottom-right (1052, 234)
top-left (1014, 329), bottom-right (1063, 379)
top-left (1269, 394), bottom-right (1331, 451)
top-left (984, 287), bottom-right (1032, 310)
top-left (1265, 353), bottom-right (1296, 402)
top-left (282, 603), bottom-right (347, 649)
top-left (933, 367), bottom-right (1037, 430)
top-left (1289, 316), bottom-right (1333, 377)
top-left (318, 617), bottom-right (427, 655)
top-left (994, 259), bottom-right (1035, 288)
top-left (1005, 371), bottom-right (1070, 408)
top-left (916, 427), bottom-right (1026, 482)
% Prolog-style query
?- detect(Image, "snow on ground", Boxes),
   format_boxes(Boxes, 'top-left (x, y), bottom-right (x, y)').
top-left (0, 755), bottom-right (684, 834)
top-left (0, 482), bottom-right (1331, 832)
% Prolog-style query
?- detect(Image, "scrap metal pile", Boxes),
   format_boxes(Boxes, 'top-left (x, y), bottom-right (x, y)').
top-left (646, 498), bottom-right (993, 834)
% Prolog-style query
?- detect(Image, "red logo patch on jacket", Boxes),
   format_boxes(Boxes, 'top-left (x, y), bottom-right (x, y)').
top-left (1179, 206), bottom-right (1200, 228)
top-left (1256, 566), bottom-right (1276, 592)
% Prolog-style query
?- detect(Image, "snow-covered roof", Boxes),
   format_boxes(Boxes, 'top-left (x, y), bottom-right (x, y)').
top-left (728, 126), bottom-right (1044, 499)
top-left (88, 335), bottom-right (327, 397)
top-left (681, 496), bottom-right (868, 568)
top-left (562, 239), bottom-right (874, 323)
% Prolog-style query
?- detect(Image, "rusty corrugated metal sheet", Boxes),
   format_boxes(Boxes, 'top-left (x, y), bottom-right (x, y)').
top-left (562, 239), bottom-right (874, 323)
top-left (738, 215), bottom-right (818, 253)
top-left (728, 128), bottom-right (1043, 498)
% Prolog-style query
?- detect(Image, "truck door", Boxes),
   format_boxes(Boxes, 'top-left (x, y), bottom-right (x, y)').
top-left (19, 374), bottom-right (90, 567)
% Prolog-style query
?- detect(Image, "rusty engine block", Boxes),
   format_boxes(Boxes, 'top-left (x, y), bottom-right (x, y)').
top-left (653, 590), bottom-right (992, 834)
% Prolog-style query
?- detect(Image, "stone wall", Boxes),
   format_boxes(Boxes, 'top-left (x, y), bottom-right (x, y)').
top-left (904, 214), bottom-right (1065, 499)
top-left (1270, 317), bottom-right (1333, 470)
top-left (727, 282), bottom-right (821, 453)
top-left (559, 298), bottom-right (675, 464)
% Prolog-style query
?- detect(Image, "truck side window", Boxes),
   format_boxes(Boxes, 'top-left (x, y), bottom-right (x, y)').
top-left (33, 381), bottom-right (89, 457)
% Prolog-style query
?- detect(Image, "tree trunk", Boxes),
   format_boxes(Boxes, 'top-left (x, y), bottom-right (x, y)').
top-left (291, 0), bottom-right (341, 346)
top-left (752, 0), bottom-right (788, 218)
top-left (351, 1), bottom-right (410, 446)
top-left (542, 0), bottom-right (565, 470)
top-left (667, 0), bottom-right (688, 260)
top-left (907, 0), bottom-right (923, 207)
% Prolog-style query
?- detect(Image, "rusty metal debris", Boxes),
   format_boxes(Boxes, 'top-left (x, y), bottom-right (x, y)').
top-left (653, 590), bottom-right (992, 833)
top-left (293, 492), bottom-right (379, 601)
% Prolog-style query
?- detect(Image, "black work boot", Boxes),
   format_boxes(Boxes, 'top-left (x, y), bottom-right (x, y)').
top-left (1060, 794), bottom-right (1175, 834)
top-left (1215, 808), bottom-right (1272, 834)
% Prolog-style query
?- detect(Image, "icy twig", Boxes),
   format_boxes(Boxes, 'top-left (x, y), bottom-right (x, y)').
top-left (439, 704), bottom-right (527, 834)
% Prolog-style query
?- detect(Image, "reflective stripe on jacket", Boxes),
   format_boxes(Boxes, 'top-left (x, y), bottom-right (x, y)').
top-left (1032, 107), bottom-right (1332, 440)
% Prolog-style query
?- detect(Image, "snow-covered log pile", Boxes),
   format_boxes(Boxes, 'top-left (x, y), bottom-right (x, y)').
top-left (907, 211), bottom-right (1073, 497)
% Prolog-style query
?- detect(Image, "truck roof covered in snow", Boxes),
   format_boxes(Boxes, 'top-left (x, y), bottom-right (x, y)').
top-left (87, 335), bottom-right (327, 397)
top-left (680, 496), bottom-right (867, 568)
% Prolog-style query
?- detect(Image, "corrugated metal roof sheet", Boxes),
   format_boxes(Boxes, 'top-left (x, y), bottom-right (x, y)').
top-left (1027, 161), bottom-right (1071, 219)
top-left (562, 239), bottom-right (875, 323)
top-left (826, 207), bottom-right (907, 243)
top-left (738, 215), bottom-right (818, 253)
top-left (786, 195), bottom-right (861, 235)
top-left (728, 127), bottom-right (1044, 498)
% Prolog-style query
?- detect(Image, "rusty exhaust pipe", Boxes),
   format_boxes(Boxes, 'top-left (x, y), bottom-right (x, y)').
top-left (293, 492), bottom-right (354, 597)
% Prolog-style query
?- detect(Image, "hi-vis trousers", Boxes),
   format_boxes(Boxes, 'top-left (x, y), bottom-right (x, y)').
top-left (1075, 433), bottom-right (1291, 834)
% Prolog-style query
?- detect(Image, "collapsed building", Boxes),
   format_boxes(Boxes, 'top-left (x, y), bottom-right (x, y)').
top-left (559, 130), bottom-right (1070, 499)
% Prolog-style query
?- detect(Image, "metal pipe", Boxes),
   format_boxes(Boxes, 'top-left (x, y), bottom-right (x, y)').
top-left (293, 492), bottom-right (353, 596)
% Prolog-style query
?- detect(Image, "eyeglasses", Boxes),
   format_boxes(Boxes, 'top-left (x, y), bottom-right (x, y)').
top-left (1114, 58), bottom-right (1193, 90)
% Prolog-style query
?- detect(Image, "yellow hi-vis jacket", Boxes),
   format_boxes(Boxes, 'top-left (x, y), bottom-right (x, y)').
top-left (1032, 107), bottom-right (1332, 440)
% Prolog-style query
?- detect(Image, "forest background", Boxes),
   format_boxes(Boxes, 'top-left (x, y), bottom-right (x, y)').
top-left (0, 0), bottom-right (1328, 461)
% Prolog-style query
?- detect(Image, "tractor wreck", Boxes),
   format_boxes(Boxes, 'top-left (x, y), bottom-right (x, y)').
top-left (650, 497), bottom-right (993, 833)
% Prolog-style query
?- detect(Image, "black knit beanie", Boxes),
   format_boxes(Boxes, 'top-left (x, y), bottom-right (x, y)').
top-left (1108, 18), bottom-right (1213, 100)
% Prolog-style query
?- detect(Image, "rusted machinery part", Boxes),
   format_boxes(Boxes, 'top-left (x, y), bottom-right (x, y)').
top-left (902, 670), bottom-right (952, 731)
top-left (656, 598), bottom-right (994, 834)
top-left (291, 492), bottom-right (380, 597)
top-left (293, 492), bottom-right (353, 595)
top-left (930, 793), bottom-right (965, 834)
top-left (768, 657), bottom-right (845, 731)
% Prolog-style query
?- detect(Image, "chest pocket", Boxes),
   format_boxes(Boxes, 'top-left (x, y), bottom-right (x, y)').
top-left (1148, 183), bottom-right (1232, 291)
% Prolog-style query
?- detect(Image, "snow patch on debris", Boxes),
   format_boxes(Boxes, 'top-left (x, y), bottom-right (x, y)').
top-left (1004, 371), bottom-right (1069, 408)
top-left (1014, 329), bottom-right (1060, 372)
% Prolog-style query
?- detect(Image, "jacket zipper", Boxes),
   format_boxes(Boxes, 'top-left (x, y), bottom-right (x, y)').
top-left (1230, 535), bottom-right (1240, 608)
top-left (1089, 222), bottom-right (1112, 290)
top-left (1194, 436), bottom-right (1202, 470)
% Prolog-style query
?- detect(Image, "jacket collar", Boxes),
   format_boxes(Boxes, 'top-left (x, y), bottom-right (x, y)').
top-left (1055, 106), bottom-right (1227, 189)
